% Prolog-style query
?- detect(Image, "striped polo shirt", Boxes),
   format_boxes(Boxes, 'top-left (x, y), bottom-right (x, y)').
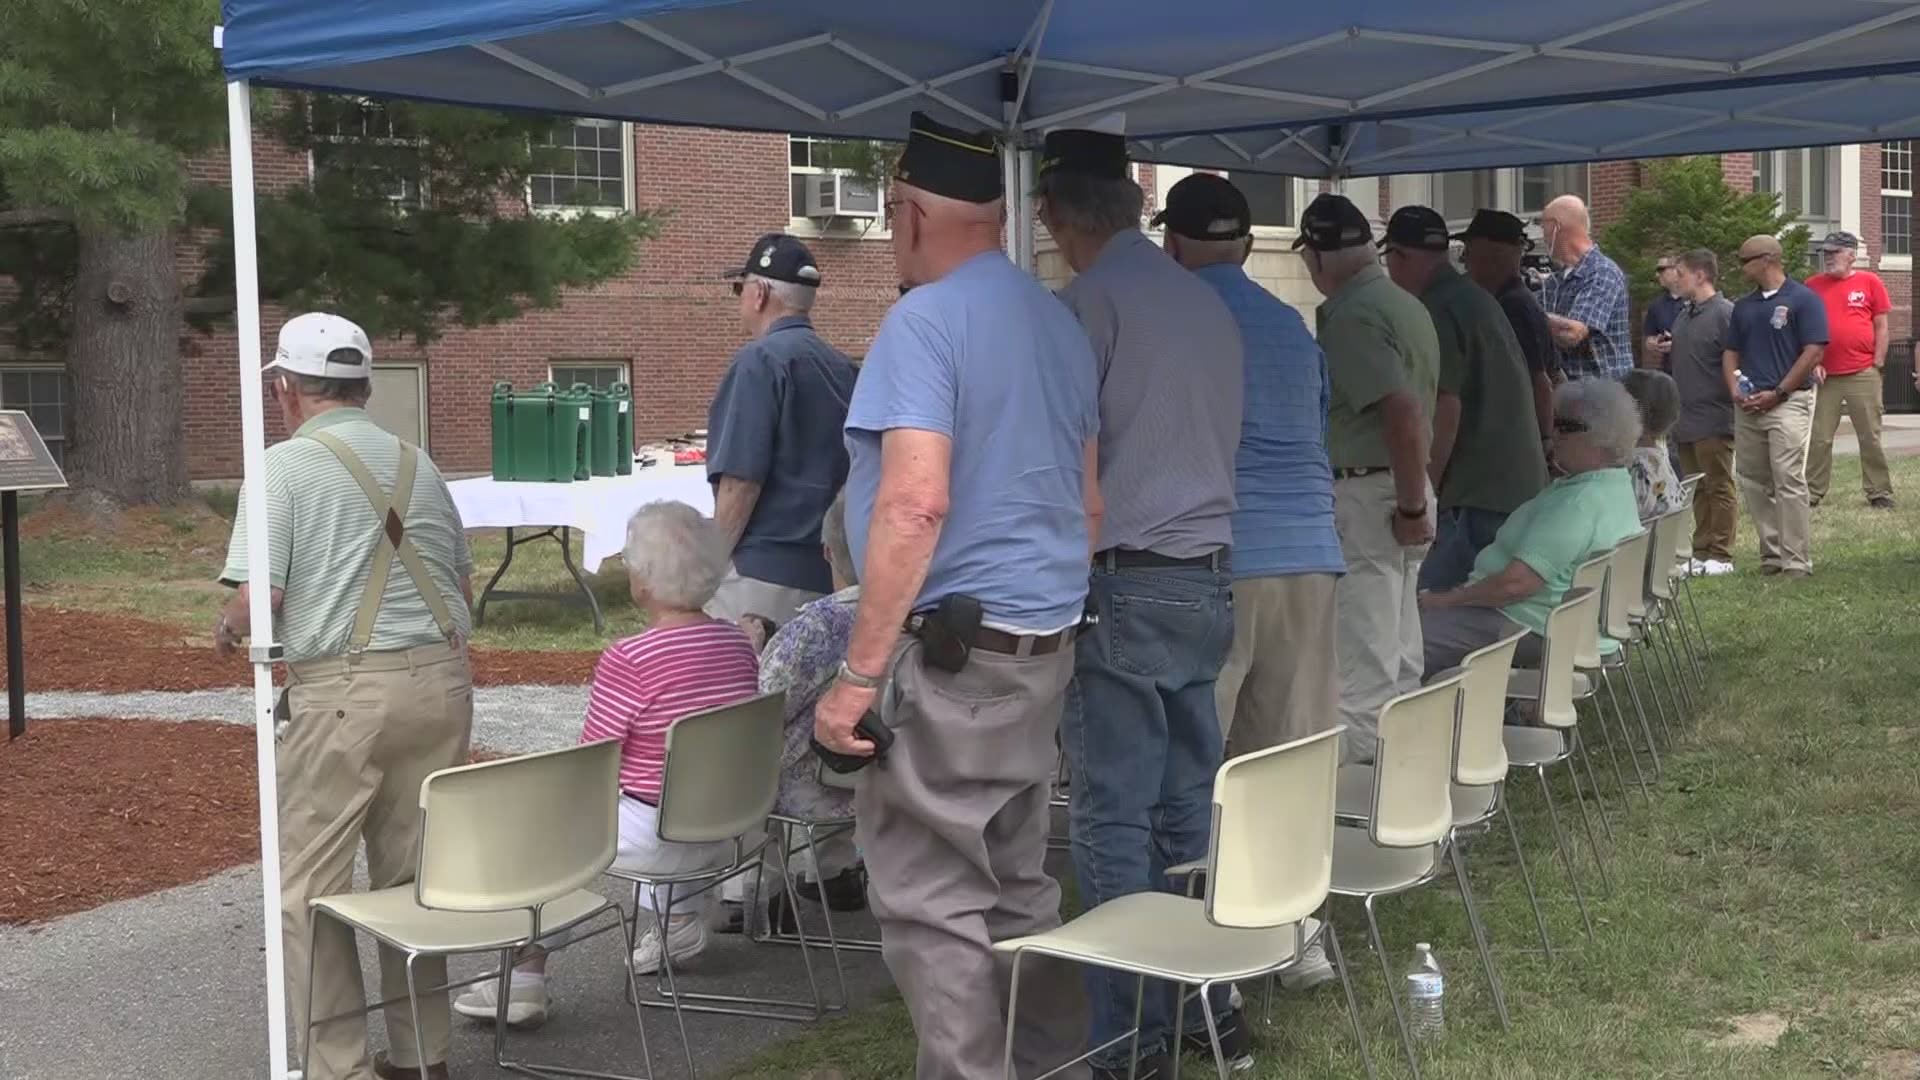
top-left (578, 620), bottom-right (761, 802)
top-left (220, 408), bottom-right (474, 663)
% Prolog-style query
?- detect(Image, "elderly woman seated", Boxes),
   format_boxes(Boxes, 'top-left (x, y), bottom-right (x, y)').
top-left (1623, 368), bottom-right (1684, 520)
top-left (1419, 379), bottom-right (1645, 676)
top-left (454, 500), bottom-right (760, 1028)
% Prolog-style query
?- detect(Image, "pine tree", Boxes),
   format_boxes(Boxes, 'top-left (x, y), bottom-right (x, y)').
top-left (0, 0), bottom-right (654, 505)
top-left (1601, 155), bottom-right (1812, 310)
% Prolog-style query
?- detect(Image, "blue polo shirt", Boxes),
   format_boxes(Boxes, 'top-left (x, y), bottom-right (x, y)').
top-left (706, 316), bottom-right (858, 593)
top-left (1727, 280), bottom-right (1829, 392)
top-left (1192, 263), bottom-right (1342, 580)
top-left (844, 252), bottom-right (1100, 631)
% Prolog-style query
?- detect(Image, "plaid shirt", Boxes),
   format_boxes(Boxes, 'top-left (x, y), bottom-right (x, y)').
top-left (1543, 245), bottom-right (1632, 380)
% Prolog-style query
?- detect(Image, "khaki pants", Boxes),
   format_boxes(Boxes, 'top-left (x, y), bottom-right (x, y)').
top-left (1808, 368), bottom-right (1894, 503)
top-left (1214, 572), bottom-right (1338, 755)
top-left (1733, 392), bottom-right (1815, 574)
top-left (281, 642), bottom-right (474, 1080)
top-left (705, 566), bottom-right (823, 628)
top-left (1333, 473), bottom-right (1430, 764)
top-left (856, 643), bottom-right (1089, 1080)
top-left (1677, 436), bottom-right (1738, 561)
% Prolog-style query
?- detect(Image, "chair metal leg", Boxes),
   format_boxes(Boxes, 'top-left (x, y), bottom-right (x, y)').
top-left (650, 898), bottom-right (700, 1080)
top-left (404, 954), bottom-right (430, 1080)
top-left (1646, 632), bottom-right (1684, 745)
top-left (1582, 693), bottom-right (1634, 808)
top-left (1670, 600), bottom-right (1704, 701)
top-left (1002, 950), bottom-right (1023, 1080)
top-left (1172, 971), bottom-right (1187, 1080)
top-left (1197, 981), bottom-right (1229, 1079)
top-left (1660, 620), bottom-right (1696, 721)
top-left (1364, 894), bottom-right (1421, 1080)
top-left (1619, 651), bottom-right (1662, 780)
top-left (1448, 836), bottom-right (1511, 1031)
top-left (1632, 640), bottom-right (1676, 754)
top-left (1561, 755), bottom-right (1611, 894)
top-left (1680, 569), bottom-right (1710, 659)
top-left (1130, 973), bottom-right (1147, 1080)
top-left (1534, 765), bottom-right (1594, 942)
top-left (1573, 727), bottom-right (1618, 847)
top-left (1325, 921), bottom-right (1379, 1080)
top-left (1599, 669), bottom-right (1652, 800)
top-left (300, 916), bottom-right (321, 1080)
top-left (1500, 797), bottom-right (1554, 963)
top-left (642, 853), bottom-right (828, 1024)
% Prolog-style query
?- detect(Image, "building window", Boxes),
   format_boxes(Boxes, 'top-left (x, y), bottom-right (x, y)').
top-left (1431, 170), bottom-right (1500, 223)
top-left (1517, 164), bottom-right (1589, 215)
top-left (0, 367), bottom-right (68, 465)
top-left (366, 364), bottom-right (428, 450)
top-left (550, 361), bottom-right (630, 392)
top-left (1755, 147), bottom-right (1835, 226)
top-left (1884, 140), bottom-right (1912, 258)
top-left (788, 136), bottom-right (885, 223)
top-left (307, 96), bottom-right (424, 205)
top-left (530, 119), bottom-right (631, 211)
top-left (1231, 172), bottom-right (1297, 229)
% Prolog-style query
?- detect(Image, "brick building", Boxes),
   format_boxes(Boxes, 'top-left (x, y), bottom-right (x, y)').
top-left (2, 121), bottom-right (1912, 482)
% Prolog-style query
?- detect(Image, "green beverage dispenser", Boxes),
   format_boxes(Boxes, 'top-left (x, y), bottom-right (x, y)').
top-left (562, 383), bottom-right (593, 481)
top-left (490, 381), bottom-right (515, 480)
top-left (610, 382), bottom-right (634, 475)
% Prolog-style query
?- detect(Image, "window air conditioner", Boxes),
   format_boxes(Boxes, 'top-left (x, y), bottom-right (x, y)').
top-left (803, 173), bottom-right (882, 219)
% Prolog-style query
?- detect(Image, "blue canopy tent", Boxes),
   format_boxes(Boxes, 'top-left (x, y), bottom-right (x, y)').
top-left (217, 1), bottom-right (1920, 1072)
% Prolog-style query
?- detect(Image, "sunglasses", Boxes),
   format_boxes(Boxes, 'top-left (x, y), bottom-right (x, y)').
top-left (1552, 416), bottom-right (1589, 435)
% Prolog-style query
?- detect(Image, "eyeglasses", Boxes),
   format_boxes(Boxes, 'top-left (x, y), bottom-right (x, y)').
top-left (1552, 416), bottom-right (1589, 435)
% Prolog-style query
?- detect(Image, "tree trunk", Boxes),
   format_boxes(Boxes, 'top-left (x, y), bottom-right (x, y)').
top-left (66, 222), bottom-right (190, 505)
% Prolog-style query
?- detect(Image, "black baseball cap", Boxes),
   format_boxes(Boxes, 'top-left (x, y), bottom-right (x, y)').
top-left (1038, 127), bottom-right (1131, 181)
top-left (1450, 208), bottom-right (1533, 249)
top-left (1820, 229), bottom-right (1861, 251)
top-left (720, 233), bottom-right (821, 286)
top-left (1291, 193), bottom-right (1373, 252)
top-left (1151, 173), bottom-right (1251, 241)
top-left (1380, 206), bottom-right (1451, 252)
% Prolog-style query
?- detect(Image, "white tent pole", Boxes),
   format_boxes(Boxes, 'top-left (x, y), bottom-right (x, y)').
top-left (225, 77), bottom-right (292, 1080)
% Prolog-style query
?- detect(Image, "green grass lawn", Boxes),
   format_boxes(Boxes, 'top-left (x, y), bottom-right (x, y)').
top-left (732, 454), bottom-right (1920, 1080)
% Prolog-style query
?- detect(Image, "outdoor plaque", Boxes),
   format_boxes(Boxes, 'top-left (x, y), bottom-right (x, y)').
top-left (0, 410), bottom-right (64, 738)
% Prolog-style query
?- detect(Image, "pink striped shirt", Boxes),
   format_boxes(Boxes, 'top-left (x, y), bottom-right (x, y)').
top-left (579, 619), bottom-right (761, 803)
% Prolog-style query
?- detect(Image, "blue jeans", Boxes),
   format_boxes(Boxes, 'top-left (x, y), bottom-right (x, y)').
top-left (1418, 506), bottom-right (1510, 592)
top-left (1061, 562), bottom-right (1235, 1066)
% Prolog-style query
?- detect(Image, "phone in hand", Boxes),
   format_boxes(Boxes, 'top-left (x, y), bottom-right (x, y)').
top-left (813, 708), bottom-right (895, 774)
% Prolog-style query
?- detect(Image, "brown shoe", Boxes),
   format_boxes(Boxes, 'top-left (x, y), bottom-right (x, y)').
top-left (372, 1052), bottom-right (451, 1080)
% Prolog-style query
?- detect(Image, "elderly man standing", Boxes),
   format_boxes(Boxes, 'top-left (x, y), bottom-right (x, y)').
top-left (1298, 192), bottom-right (1437, 768)
top-left (1540, 194), bottom-right (1633, 381)
top-left (215, 313), bottom-right (474, 1080)
top-left (1804, 230), bottom-right (1896, 510)
top-left (1158, 173), bottom-right (1342, 763)
top-left (708, 233), bottom-right (859, 625)
top-left (1037, 129), bottom-right (1246, 1079)
top-left (812, 111), bottom-right (1100, 1080)
top-left (1458, 209), bottom-right (1558, 445)
top-left (1380, 205), bottom-right (1548, 591)
top-left (1724, 234), bottom-right (1828, 578)
top-left (1669, 248), bottom-right (1740, 575)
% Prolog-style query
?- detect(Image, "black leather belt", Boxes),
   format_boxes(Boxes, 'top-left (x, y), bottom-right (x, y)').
top-left (1334, 466), bottom-right (1389, 479)
top-left (973, 626), bottom-right (1074, 657)
top-left (1095, 548), bottom-right (1229, 572)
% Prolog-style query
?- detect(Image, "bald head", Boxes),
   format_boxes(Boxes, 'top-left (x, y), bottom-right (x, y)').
top-left (1542, 195), bottom-right (1590, 233)
top-left (1541, 194), bottom-right (1593, 266)
top-left (890, 180), bottom-right (1005, 287)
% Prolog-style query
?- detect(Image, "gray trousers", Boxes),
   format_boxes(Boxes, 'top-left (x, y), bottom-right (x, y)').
top-left (856, 641), bottom-right (1090, 1080)
top-left (1420, 605), bottom-right (1541, 680)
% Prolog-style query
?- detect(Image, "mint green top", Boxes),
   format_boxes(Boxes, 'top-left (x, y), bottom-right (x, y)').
top-left (221, 409), bottom-right (473, 662)
top-left (1466, 466), bottom-right (1641, 635)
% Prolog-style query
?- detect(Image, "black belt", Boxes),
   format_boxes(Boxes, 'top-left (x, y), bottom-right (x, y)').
top-left (1334, 466), bottom-right (1389, 479)
top-left (1095, 548), bottom-right (1229, 572)
top-left (972, 625), bottom-right (1074, 657)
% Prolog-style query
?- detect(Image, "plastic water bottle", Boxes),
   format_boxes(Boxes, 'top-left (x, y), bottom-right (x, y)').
top-left (1736, 369), bottom-right (1755, 398)
top-left (1406, 943), bottom-right (1446, 1040)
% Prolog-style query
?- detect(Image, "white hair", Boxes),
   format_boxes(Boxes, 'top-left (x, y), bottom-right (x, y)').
top-left (751, 274), bottom-right (818, 314)
top-left (1553, 378), bottom-right (1642, 468)
top-left (622, 501), bottom-right (729, 609)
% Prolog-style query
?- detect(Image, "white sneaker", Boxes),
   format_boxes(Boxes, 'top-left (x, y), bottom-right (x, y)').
top-left (1279, 941), bottom-right (1336, 991)
top-left (633, 916), bottom-right (708, 974)
top-left (1701, 559), bottom-right (1735, 577)
top-left (1228, 983), bottom-right (1243, 1011)
top-left (453, 974), bottom-right (549, 1028)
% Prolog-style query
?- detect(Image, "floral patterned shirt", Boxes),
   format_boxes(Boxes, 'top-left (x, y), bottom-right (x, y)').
top-left (1629, 443), bottom-right (1681, 522)
top-left (757, 586), bottom-right (860, 820)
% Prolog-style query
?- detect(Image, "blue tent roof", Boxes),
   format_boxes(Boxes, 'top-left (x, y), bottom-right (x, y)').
top-left (219, 0), bottom-right (1920, 176)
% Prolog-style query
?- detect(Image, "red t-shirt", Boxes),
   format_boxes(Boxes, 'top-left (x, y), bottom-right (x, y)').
top-left (1805, 271), bottom-right (1891, 377)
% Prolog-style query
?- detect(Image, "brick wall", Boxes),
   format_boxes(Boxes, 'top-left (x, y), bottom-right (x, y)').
top-left (1859, 142), bottom-right (1915, 340)
top-left (1588, 160), bottom-right (1644, 230)
top-left (182, 124), bottom-right (897, 481)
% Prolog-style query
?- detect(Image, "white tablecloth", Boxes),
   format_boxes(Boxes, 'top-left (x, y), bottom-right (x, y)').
top-left (450, 463), bottom-right (714, 574)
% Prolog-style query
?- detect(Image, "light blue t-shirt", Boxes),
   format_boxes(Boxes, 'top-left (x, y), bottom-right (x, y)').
top-left (1193, 263), bottom-right (1344, 580)
top-left (845, 252), bottom-right (1100, 631)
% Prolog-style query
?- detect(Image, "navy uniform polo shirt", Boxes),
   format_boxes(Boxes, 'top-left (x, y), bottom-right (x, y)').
top-left (1727, 279), bottom-right (1829, 392)
top-left (705, 316), bottom-right (859, 593)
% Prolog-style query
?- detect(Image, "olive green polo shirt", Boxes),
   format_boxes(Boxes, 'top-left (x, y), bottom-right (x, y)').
top-left (220, 408), bottom-right (473, 663)
top-left (1421, 265), bottom-right (1549, 514)
top-left (1316, 265), bottom-right (1440, 469)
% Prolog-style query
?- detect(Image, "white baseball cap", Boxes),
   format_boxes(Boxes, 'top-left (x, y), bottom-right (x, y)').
top-left (267, 313), bottom-right (373, 379)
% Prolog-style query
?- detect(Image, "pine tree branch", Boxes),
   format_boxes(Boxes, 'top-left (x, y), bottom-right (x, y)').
top-left (0, 207), bottom-right (74, 229)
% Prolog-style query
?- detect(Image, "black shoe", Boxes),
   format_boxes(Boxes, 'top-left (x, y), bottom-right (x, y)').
top-left (1180, 1008), bottom-right (1256, 1072)
top-left (794, 865), bottom-right (869, 912)
top-left (1092, 1051), bottom-right (1174, 1080)
top-left (1870, 496), bottom-right (1896, 510)
top-left (717, 900), bottom-right (745, 935)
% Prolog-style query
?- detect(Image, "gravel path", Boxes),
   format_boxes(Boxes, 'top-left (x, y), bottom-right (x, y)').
top-left (24, 684), bottom-right (590, 755)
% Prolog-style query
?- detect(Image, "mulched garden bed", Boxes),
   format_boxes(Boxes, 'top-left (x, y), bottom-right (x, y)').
top-left (0, 608), bottom-right (598, 693)
top-left (1, 718), bottom-right (508, 925)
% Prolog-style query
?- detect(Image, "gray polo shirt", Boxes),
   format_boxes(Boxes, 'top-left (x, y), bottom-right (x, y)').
top-left (1669, 294), bottom-right (1735, 444)
top-left (1057, 231), bottom-right (1243, 558)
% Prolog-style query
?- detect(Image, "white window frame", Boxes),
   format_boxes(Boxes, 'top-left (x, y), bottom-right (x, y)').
top-left (529, 119), bottom-right (636, 218)
top-left (786, 135), bottom-right (889, 240)
top-left (548, 360), bottom-right (632, 392)
top-left (0, 364), bottom-right (69, 464)
top-left (1415, 165), bottom-right (1590, 228)
top-left (1148, 165), bottom-right (1308, 241)
top-left (1881, 140), bottom-right (1913, 271)
top-left (367, 362), bottom-right (429, 452)
top-left (1754, 147), bottom-right (1840, 230)
top-left (305, 97), bottom-right (426, 206)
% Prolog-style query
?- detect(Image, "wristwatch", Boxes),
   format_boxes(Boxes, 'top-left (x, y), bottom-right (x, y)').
top-left (1394, 502), bottom-right (1428, 520)
top-left (836, 660), bottom-right (884, 690)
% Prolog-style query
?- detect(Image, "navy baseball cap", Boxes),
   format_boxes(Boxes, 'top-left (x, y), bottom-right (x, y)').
top-left (1380, 206), bottom-right (1451, 252)
top-left (721, 234), bottom-right (821, 286)
top-left (1451, 208), bottom-right (1533, 249)
top-left (1291, 193), bottom-right (1373, 252)
top-left (1151, 173), bottom-right (1252, 241)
